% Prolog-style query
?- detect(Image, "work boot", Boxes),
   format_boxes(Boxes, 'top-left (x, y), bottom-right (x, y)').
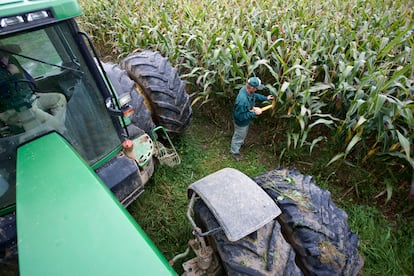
top-left (232, 153), bottom-right (242, 161)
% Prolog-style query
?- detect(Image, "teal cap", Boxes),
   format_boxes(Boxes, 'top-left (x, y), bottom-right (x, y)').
top-left (247, 77), bottom-right (264, 90)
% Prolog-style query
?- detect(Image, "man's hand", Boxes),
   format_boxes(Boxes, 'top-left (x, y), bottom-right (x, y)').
top-left (252, 106), bottom-right (262, 115)
top-left (7, 64), bottom-right (19, 75)
top-left (267, 95), bottom-right (274, 100)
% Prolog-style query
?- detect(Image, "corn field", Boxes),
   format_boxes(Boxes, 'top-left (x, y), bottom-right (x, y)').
top-left (78, 0), bottom-right (413, 198)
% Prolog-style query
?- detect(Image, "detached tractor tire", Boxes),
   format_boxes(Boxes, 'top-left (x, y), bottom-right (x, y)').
top-left (254, 168), bottom-right (364, 276)
top-left (193, 168), bottom-right (363, 276)
top-left (102, 62), bottom-right (155, 135)
top-left (120, 50), bottom-right (192, 135)
top-left (194, 200), bottom-right (303, 275)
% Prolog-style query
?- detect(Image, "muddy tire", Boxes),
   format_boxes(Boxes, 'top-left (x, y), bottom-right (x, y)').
top-left (120, 51), bottom-right (192, 135)
top-left (102, 62), bottom-right (155, 135)
top-left (193, 168), bottom-right (363, 275)
top-left (254, 168), bottom-right (363, 276)
top-left (194, 200), bottom-right (303, 275)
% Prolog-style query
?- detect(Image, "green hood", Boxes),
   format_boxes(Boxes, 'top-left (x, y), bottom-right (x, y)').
top-left (16, 132), bottom-right (175, 275)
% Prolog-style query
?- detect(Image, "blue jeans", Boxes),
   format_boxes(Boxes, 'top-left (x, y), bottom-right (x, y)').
top-left (230, 122), bottom-right (249, 154)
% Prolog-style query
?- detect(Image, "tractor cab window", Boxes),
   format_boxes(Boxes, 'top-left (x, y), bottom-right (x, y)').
top-left (12, 32), bottom-right (63, 78)
top-left (0, 22), bottom-right (122, 209)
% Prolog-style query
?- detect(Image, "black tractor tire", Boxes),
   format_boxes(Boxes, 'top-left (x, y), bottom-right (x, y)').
top-left (120, 50), bottom-right (192, 135)
top-left (102, 62), bottom-right (155, 135)
top-left (254, 168), bottom-right (364, 276)
top-left (194, 199), bottom-right (303, 275)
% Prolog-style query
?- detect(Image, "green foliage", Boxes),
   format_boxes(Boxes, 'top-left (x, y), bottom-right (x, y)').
top-left (78, 0), bottom-right (413, 198)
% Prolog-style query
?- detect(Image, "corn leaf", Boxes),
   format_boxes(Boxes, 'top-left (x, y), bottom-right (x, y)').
top-left (345, 135), bottom-right (362, 155)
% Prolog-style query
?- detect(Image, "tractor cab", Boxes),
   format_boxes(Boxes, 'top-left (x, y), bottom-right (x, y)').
top-left (0, 16), bottom-right (134, 211)
top-left (0, 0), bottom-right (161, 264)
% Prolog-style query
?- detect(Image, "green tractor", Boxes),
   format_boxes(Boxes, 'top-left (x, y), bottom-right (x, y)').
top-left (0, 1), bottom-right (363, 275)
top-left (0, 0), bottom-right (190, 273)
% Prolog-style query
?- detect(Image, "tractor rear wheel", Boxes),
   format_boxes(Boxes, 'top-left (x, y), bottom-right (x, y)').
top-left (254, 168), bottom-right (364, 275)
top-left (102, 62), bottom-right (155, 135)
top-left (194, 168), bottom-right (363, 275)
top-left (194, 200), bottom-right (303, 275)
top-left (120, 51), bottom-right (192, 135)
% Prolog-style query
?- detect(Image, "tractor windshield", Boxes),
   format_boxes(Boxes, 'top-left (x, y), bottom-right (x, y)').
top-left (0, 22), bottom-right (121, 209)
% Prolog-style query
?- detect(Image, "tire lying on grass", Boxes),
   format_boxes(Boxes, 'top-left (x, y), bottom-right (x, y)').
top-left (120, 50), bottom-right (192, 135)
top-left (254, 168), bottom-right (364, 275)
top-left (102, 62), bottom-right (155, 135)
top-left (194, 168), bottom-right (363, 275)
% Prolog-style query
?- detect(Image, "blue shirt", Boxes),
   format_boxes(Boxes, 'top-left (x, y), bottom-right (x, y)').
top-left (233, 86), bottom-right (267, 127)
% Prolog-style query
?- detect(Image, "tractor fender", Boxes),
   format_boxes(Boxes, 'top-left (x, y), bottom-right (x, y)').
top-left (188, 167), bottom-right (281, 242)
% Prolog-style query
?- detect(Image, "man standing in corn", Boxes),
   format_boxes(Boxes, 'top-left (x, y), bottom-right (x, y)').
top-left (230, 77), bottom-right (273, 161)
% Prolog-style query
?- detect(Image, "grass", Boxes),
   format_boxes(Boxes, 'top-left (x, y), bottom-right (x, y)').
top-left (128, 109), bottom-right (414, 275)
top-left (347, 205), bottom-right (414, 276)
